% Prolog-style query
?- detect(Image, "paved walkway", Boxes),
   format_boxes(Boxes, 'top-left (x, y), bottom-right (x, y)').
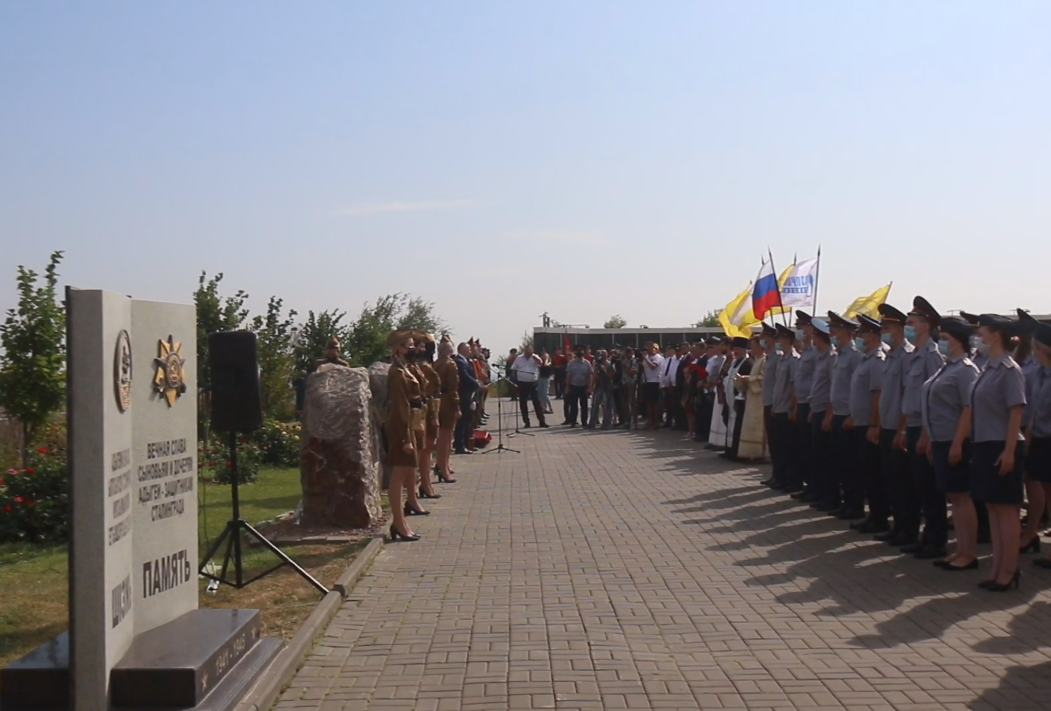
top-left (277, 411), bottom-right (1051, 711)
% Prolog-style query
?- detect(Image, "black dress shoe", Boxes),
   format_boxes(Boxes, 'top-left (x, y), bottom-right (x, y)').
top-left (850, 517), bottom-right (872, 530)
top-left (899, 542), bottom-right (925, 555)
top-left (913, 544), bottom-right (948, 560)
top-left (858, 520), bottom-right (890, 534)
top-left (782, 483), bottom-right (804, 494)
top-left (837, 508), bottom-right (867, 521)
top-left (873, 529), bottom-right (899, 542)
top-left (938, 558), bottom-right (979, 571)
top-left (799, 490), bottom-right (822, 503)
top-left (1033, 558), bottom-right (1051, 569)
top-left (888, 533), bottom-right (918, 547)
top-left (815, 500), bottom-right (841, 512)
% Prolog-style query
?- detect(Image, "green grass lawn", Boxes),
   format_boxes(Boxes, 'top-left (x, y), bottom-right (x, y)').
top-left (0, 467), bottom-right (373, 671)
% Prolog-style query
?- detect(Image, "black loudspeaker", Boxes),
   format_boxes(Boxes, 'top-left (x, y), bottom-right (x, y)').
top-left (209, 330), bottom-right (263, 433)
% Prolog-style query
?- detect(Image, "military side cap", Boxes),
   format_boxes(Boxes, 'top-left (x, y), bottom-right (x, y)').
top-left (775, 324), bottom-right (795, 340)
top-left (439, 333), bottom-right (452, 344)
top-left (794, 310), bottom-right (812, 326)
top-left (412, 330), bottom-right (436, 343)
top-left (760, 323), bottom-right (777, 336)
top-left (386, 328), bottom-right (415, 348)
top-left (705, 337), bottom-right (720, 346)
top-left (857, 314), bottom-right (881, 334)
top-left (811, 317), bottom-right (831, 336)
top-left (939, 317), bottom-right (973, 345)
top-left (731, 336), bottom-right (750, 349)
top-left (1016, 308), bottom-right (1039, 335)
top-left (878, 303), bottom-right (908, 325)
top-left (959, 311), bottom-right (980, 326)
top-left (827, 311), bottom-right (858, 330)
top-left (1034, 323), bottom-right (1051, 349)
top-left (909, 296), bottom-right (941, 327)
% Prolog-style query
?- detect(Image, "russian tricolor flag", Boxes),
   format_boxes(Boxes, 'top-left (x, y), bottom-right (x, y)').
top-left (752, 260), bottom-right (783, 320)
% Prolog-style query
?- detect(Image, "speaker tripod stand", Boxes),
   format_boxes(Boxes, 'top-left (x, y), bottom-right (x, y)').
top-left (199, 430), bottom-right (329, 595)
top-left (483, 378), bottom-right (520, 455)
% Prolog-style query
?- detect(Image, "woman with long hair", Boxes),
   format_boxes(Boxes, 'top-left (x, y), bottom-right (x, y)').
top-left (919, 317), bottom-right (980, 571)
top-left (968, 315), bottom-right (1027, 590)
top-left (434, 336), bottom-right (460, 484)
top-left (385, 330), bottom-right (424, 541)
top-left (414, 332), bottom-right (442, 500)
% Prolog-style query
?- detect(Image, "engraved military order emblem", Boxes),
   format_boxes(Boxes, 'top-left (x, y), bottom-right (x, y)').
top-left (114, 329), bottom-right (133, 413)
top-left (153, 335), bottom-right (187, 407)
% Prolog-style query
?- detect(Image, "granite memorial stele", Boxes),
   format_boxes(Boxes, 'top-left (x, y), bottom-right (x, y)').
top-left (0, 289), bottom-right (281, 711)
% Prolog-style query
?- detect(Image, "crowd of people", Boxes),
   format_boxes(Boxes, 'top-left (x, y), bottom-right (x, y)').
top-left (542, 299), bottom-right (1050, 592)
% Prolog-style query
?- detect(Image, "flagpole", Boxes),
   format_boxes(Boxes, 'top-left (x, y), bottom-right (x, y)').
top-left (767, 247), bottom-right (789, 328)
top-left (812, 244), bottom-right (822, 315)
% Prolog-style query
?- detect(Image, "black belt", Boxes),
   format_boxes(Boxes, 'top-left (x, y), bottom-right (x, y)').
top-left (410, 399), bottom-right (423, 409)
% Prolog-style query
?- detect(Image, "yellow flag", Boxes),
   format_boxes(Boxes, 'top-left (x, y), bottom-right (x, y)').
top-left (844, 284), bottom-right (892, 319)
top-left (718, 282), bottom-right (759, 338)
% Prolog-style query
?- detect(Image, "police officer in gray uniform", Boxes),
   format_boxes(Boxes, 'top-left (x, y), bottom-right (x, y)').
top-left (921, 317), bottom-right (980, 570)
top-left (901, 296), bottom-right (947, 559)
top-left (792, 312), bottom-right (819, 502)
top-left (808, 317), bottom-right (837, 511)
top-left (1027, 323), bottom-right (1051, 569)
top-left (849, 314), bottom-right (889, 533)
top-left (1015, 309), bottom-right (1045, 546)
top-left (827, 312), bottom-right (864, 519)
top-left (768, 324), bottom-right (801, 492)
top-left (874, 303), bottom-right (920, 546)
top-left (961, 312), bottom-right (988, 370)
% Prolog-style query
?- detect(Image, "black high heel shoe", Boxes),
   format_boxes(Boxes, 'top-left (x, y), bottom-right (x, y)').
top-left (1033, 558), bottom-right (1051, 570)
top-left (418, 487), bottom-right (441, 500)
top-left (389, 524), bottom-right (420, 542)
top-left (985, 570), bottom-right (1021, 592)
top-left (1020, 537), bottom-right (1041, 554)
top-left (435, 467), bottom-right (457, 484)
top-left (936, 559), bottom-right (979, 571)
top-left (404, 502), bottom-right (431, 517)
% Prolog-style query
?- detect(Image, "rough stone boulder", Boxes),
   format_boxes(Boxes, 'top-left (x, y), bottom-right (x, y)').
top-left (300, 364), bottom-right (381, 528)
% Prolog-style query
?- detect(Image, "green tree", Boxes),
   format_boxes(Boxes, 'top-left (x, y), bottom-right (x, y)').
top-left (0, 251), bottom-right (66, 466)
top-left (603, 314), bottom-right (627, 329)
top-left (693, 310), bottom-right (721, 328)
top-left (194, 272), bottom-right (249, 435)
top-left (519, 331), bottom-right (534, 351)
top-left (345, 294), bottom-right (446, 368)
top-left (251, 296), bottom-right (297, 420)
top-left (292, 309), bottom-right (352, 375)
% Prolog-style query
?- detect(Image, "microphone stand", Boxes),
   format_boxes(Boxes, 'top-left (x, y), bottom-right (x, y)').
top-left (483, 377), bottom-right (520, 455)
top-left (506, 376), bottom-right (536, 437)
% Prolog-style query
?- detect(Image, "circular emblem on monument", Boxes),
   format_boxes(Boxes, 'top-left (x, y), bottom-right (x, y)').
top-left (114, 330), bottom-right (133, 413)
top-left (153, 335), bottom-right (187, 407)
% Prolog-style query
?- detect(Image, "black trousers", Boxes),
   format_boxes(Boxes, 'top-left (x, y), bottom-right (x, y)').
top-left (832, 414), bottom-right (860, 509)
top-left (796, 404), bottom-right (812, 488)
top-left (455, 396), bottom-right (474, 451)
top-left (908, 425), bottom-right (947, 546)
top-left (881, 427), bottom-right (920, 537)
top-left (728, 400), bottom-right (746, 457)
top-left (771, 412), bottom-right (798, 485)
top-left (764, 406), bottom-right (776, 473)
top-left (566, 385), bottom-right (589, 426)
top-left (856, 428), bottom-right (889, 520)
top-left (554, 370), bottom-right (566, 399)
top-left (811, 408), bottom-right (836, 503)
top-left (517, 381), bottom-right (546, 426)
top-left (695, 391), bottom-right (713, 442)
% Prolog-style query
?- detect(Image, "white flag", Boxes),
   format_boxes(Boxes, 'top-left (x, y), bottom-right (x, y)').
top-left (778, 258), bottom-right (819, 309)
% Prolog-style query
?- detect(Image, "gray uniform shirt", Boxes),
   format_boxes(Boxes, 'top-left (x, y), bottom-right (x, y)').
top-left (972, 352), bottom-right (989, 371)
top-left (921, 355), bottom-right (980, 442)
top-left (903, 338), bottom-right (944, 428)
top-left (970, 354), bottom-right (1026, 443)
top-left (565, 359), bottom-right (594, 387)
top-left (1022, 356), bottom-right (1040, 423)
top-left (795, 344), bottom-right (817, 406)
top-left (706, 354), bottom-right (725, 388)
top-left (773, 350), bottom-right (799, 414)
top-left (808, 347), bottom-right (834, 414)
top-left (878, 340), bottom-right (914, 431)
top-left (1030, 365), bottom-right (1051, 438)
top-left (762, 352), bottom-right (780, 407)
top-left (831, 342), bottom-right (862, 416)
top-left (849, 345), bottom-right (886, 426)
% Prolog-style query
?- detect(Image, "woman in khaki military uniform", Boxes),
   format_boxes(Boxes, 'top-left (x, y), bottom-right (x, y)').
top-left (402, 340), bottom-right (432, 520)
top-left (435, 336), bottom-right (460, 483)
top-left (414, 331), bottom-right (442, 499)
top-left (385, 329), bottom-right (424, 541)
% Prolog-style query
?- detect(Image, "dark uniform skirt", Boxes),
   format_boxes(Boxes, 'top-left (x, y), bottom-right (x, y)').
top-left (970, 440), bottom-right (1025, 505)
top-left (1027, 437), bottom-right (1051, 484)
top-left (932, 440), bottom-right (970, 494)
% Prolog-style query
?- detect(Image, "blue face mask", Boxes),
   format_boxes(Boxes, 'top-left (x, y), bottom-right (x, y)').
top-left (937, 339), bottom-right (951, 356)
top-left (759, 339), bottom-right (768, 349)
top-left (775, 344), bottom-right (783, 354)
top-left (831, 336), bottom-right (841, 348)
top-left (794, 329), bottom-right (805, 341)
top-left (880, 333), bottom-right (893, 346)
top-left (977, 341), bottom-right (992, 357)
top-left (854, 337), bottom-right (866, 352)
top-left (904, 325), bottom-right (918, 344)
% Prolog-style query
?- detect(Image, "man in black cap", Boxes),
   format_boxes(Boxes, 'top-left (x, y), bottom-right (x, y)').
top-left (792, 311), bottom-right (819, 501)
top-left (828, 312), bottom-right (865, 519)
top-left (902, 296), bottom-right (948, 559)
top-left (850, 314), bottom-right (889, 533)
top-left (723, 336), bottom-right (753, 458)
top-left (874, 303), bottom-right (922, 546)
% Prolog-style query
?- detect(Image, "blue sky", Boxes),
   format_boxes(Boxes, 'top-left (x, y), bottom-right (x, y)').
top-left (2, 2), bottom-right (1049, 357)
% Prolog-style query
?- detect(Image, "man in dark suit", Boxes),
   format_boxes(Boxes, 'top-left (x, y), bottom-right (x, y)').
top-left (455, 342), bottom-right (480, 454)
